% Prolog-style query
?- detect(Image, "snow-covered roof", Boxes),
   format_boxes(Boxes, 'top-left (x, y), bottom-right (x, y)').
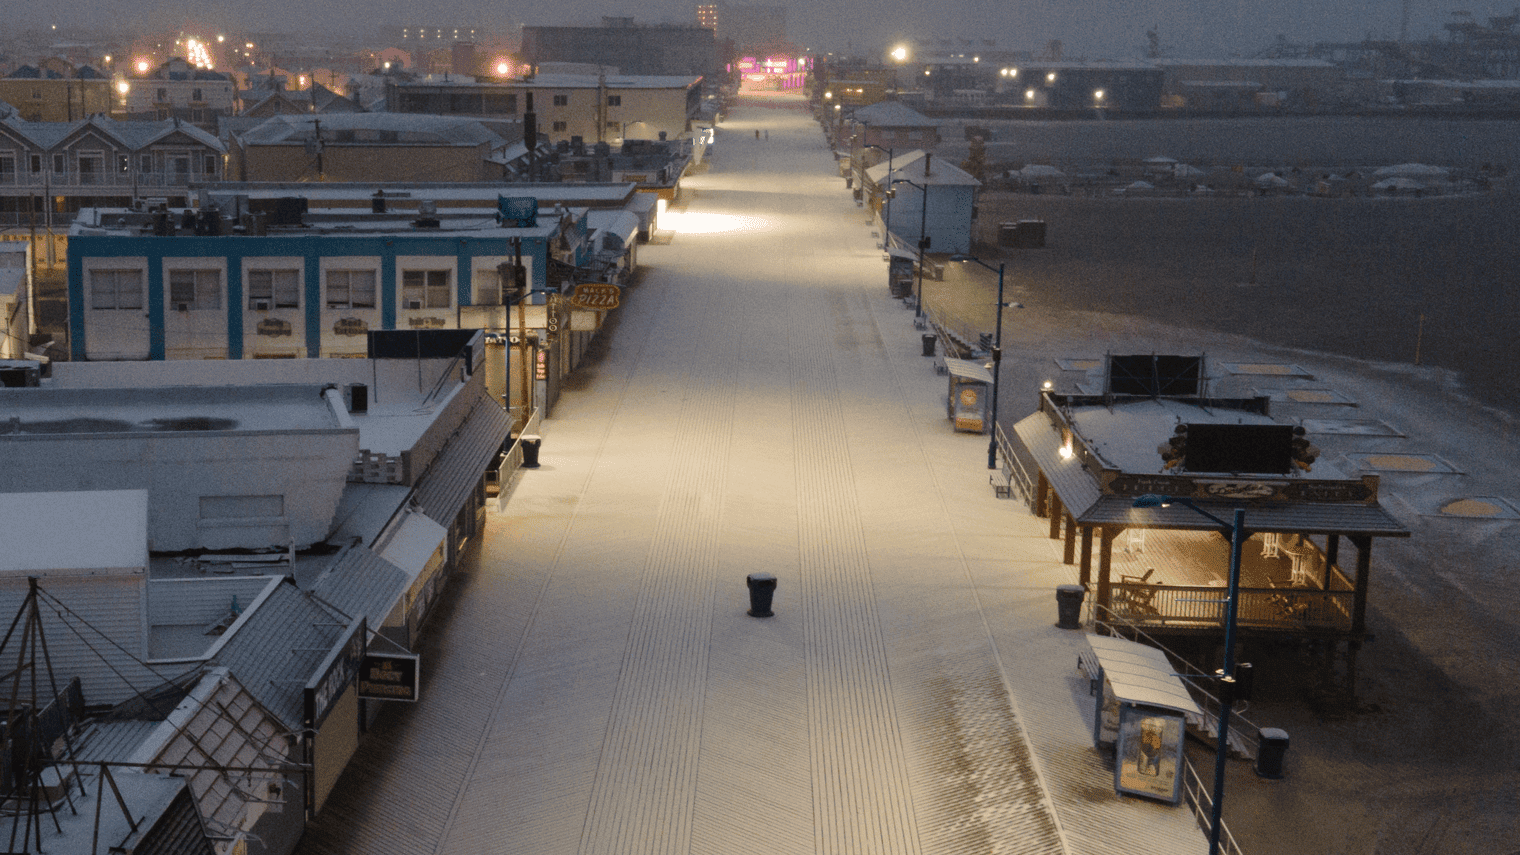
top-left (514, 73), bottom-right (701, 90)
top-left (0, 113), bottom-right (223, 152)
top-left (851, 100), bottom-right (936, 128)
top-left (865, 150), bottom-right (925, 184)
top-left (236, 112), bottom-right (513, 147)
top-left (886, 154), bottom-right (980, 187)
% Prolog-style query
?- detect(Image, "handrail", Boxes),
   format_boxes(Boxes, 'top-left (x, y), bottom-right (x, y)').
top-left (491, 407), bottom-right (543, 511)
top-left (1107, 583), bottom-right (1354, 633)
top-left (1181, 759), bottom-right (1246, 855)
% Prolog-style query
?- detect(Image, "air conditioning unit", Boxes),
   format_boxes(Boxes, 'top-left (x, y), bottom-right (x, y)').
top-left (252, 300), bottom-right (270, 311)
top-left (404, 299), bottom-right (423, 310)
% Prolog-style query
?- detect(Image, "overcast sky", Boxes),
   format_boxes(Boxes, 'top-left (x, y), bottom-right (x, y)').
top-left (15, 1), bottom-right (1512, 60)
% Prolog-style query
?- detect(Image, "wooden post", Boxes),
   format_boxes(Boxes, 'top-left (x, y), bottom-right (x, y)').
top-left (1351, 535), bottom-right (1372, 634)
top-left (1063, 511), bottom-right (1077, 564)
top-left (1079, 526), bottom-right (1093, 587)
top-left (1326, 533), bottom-right (1341, 578)
top-left (1096, 526), bottom-right (1116, 619)
top-left (1035, 470), bottom-right (1049, 518)
top-left (1048, 493), bottom-right (1063, 540)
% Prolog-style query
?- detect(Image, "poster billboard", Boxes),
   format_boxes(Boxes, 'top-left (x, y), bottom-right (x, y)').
top-left (1114, 704), bottom-right (1185, 804)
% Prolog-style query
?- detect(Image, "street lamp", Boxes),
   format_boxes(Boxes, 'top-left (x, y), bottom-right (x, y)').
top-left (890, 177), bottom-right (929, 324)
top-left (952, 255), bottom-right (1023, 469)
top-left (1131, 494), bottom-right (1246, 855)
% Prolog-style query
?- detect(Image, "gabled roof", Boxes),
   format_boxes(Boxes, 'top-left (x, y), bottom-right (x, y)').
top-left (887, 154), bottom-right (980, 187)
top-left (0, 114), bottom-right (223, 152)
top-left (865, 150), bottom-right (925, 184)
top-left (851, 100), bottom-right (937, 129)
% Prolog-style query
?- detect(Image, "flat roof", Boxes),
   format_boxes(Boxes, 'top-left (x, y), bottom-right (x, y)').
top-left (0, 490), bottom-right (148, 573)
top-left (1069, 397), bottom-right (1348, 479)
top-left (1, 384), bottom-right (345, 434)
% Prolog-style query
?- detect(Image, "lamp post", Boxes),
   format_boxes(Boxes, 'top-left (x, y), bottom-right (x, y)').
top-left (890, 177), bottom-right (929, 323)
top-left (952, 255), bottom-right (1022, 469)
top-left (1131, 494), bottom-right (1245, 855)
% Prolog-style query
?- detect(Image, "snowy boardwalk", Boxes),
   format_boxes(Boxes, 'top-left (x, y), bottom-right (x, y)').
top-left (298, 94), bottom-right (1205, 855)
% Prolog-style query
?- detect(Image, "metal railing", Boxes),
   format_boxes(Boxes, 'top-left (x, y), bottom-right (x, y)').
top-left (1108, 583), bottom-right (1355, 633)
top-left (0, 171), bottom-right (211, 190)
top-left (1181, 760), bottom-right (1246, 855)
top-left (490, 407), bottom-right (542, 511)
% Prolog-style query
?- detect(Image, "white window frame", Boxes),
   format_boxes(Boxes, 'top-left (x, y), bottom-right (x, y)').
top-left (325, 268), bottom-right (377, 309)
top-left (167, 268), bottom-right (222, 311)
top-left (473, 267), bottom-right (503, 305)
top-left (401, 269), bottom-right (451, 310)
top-left (89, 268), bottom-right (145, 310)
top-left (247, 268), bottom-right (300, 310)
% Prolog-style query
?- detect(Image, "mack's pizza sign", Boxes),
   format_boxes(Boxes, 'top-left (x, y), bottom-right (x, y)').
top-left (569, 283), bottom-right (621, 310)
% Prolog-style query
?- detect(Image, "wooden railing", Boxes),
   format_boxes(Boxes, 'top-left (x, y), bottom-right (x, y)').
top-left (1108, 583), bottom-right (1354, 633)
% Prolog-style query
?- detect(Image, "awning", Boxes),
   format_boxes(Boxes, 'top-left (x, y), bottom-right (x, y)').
top-left (411, 394), bottom-right (510, 527)
top-left (1087, 635), bottom-right (1201, 715)
top-left (379, 510), bottom-right (447, 583)
top-left (943, 357), bottom-right (993, 384)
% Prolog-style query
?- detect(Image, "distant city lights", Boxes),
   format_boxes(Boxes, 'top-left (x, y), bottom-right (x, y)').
top-left (185, 37), bottom-right (214, 69)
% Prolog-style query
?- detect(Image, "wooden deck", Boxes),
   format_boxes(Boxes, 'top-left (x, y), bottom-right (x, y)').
top-left (1097, 529), bottom-right (1356, 635)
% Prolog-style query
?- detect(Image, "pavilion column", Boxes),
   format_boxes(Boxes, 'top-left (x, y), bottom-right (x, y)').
top-left (1048, 493), bottom-right (1064, 540)
top-left (1096, 526), bottom-right (1117, 618)
top-left (1350, 535), bottom-right (1372, 634)
top-left (1079, 526), bottom-right (1094, 587)
top-left (1326, 533), bottom-right (1341, 578)
top-left (1062, 512), bottom-right (1077, 564)
top-left (1035, 471), bottom-right (1049, 518)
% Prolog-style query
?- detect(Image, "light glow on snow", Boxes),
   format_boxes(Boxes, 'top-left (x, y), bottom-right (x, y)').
top-left (662, 212), bottom-right (771, 235)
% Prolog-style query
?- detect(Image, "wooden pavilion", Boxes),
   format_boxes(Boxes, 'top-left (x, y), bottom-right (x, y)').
top-left (1011, 389), bottom-right (1410, 642)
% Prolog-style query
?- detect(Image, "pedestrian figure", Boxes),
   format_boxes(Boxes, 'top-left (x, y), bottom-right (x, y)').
top-left (755, 129), bottom-right (760, 139)
top-left (764, 129), bottom-right (769, 140)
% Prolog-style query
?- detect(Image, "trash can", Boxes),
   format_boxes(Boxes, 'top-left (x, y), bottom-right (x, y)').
top-left (521, 434), bottom-right (542, 469)
top-left (1255, 727), bottom-right (1290, 778)
top-left (921, 333), bottom-right (937, 357)
top-left (1055, 584), bottom-right (1085, 629)
top-left (746, 572), bottom-right (777, 617)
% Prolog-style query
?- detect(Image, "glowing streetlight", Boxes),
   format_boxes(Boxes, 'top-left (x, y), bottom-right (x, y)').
top-left (1046, 72), bottom-right (1057, 83)
top-left (135, 59), bottom-right (151, 74)
top-left (951, 255), bottom-right (1025, 469)
top-left (1131, 495), bottom-right (1247, 855)
top-left (496, 60), bottom-right (511, 76)
top-left (890, 45), bottom-right (909, 63)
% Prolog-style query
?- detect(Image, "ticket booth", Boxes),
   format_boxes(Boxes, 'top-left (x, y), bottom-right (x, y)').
top-left (943, 357), bottom-right (992, 433)
top-left (1085, 635), bottom-right (1202, 805)
top-left (887, 250), bottom-right (915, 298)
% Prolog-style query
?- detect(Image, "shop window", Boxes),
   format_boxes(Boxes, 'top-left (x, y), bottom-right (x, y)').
top-left (552, 94), bottom-right (568, 106)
